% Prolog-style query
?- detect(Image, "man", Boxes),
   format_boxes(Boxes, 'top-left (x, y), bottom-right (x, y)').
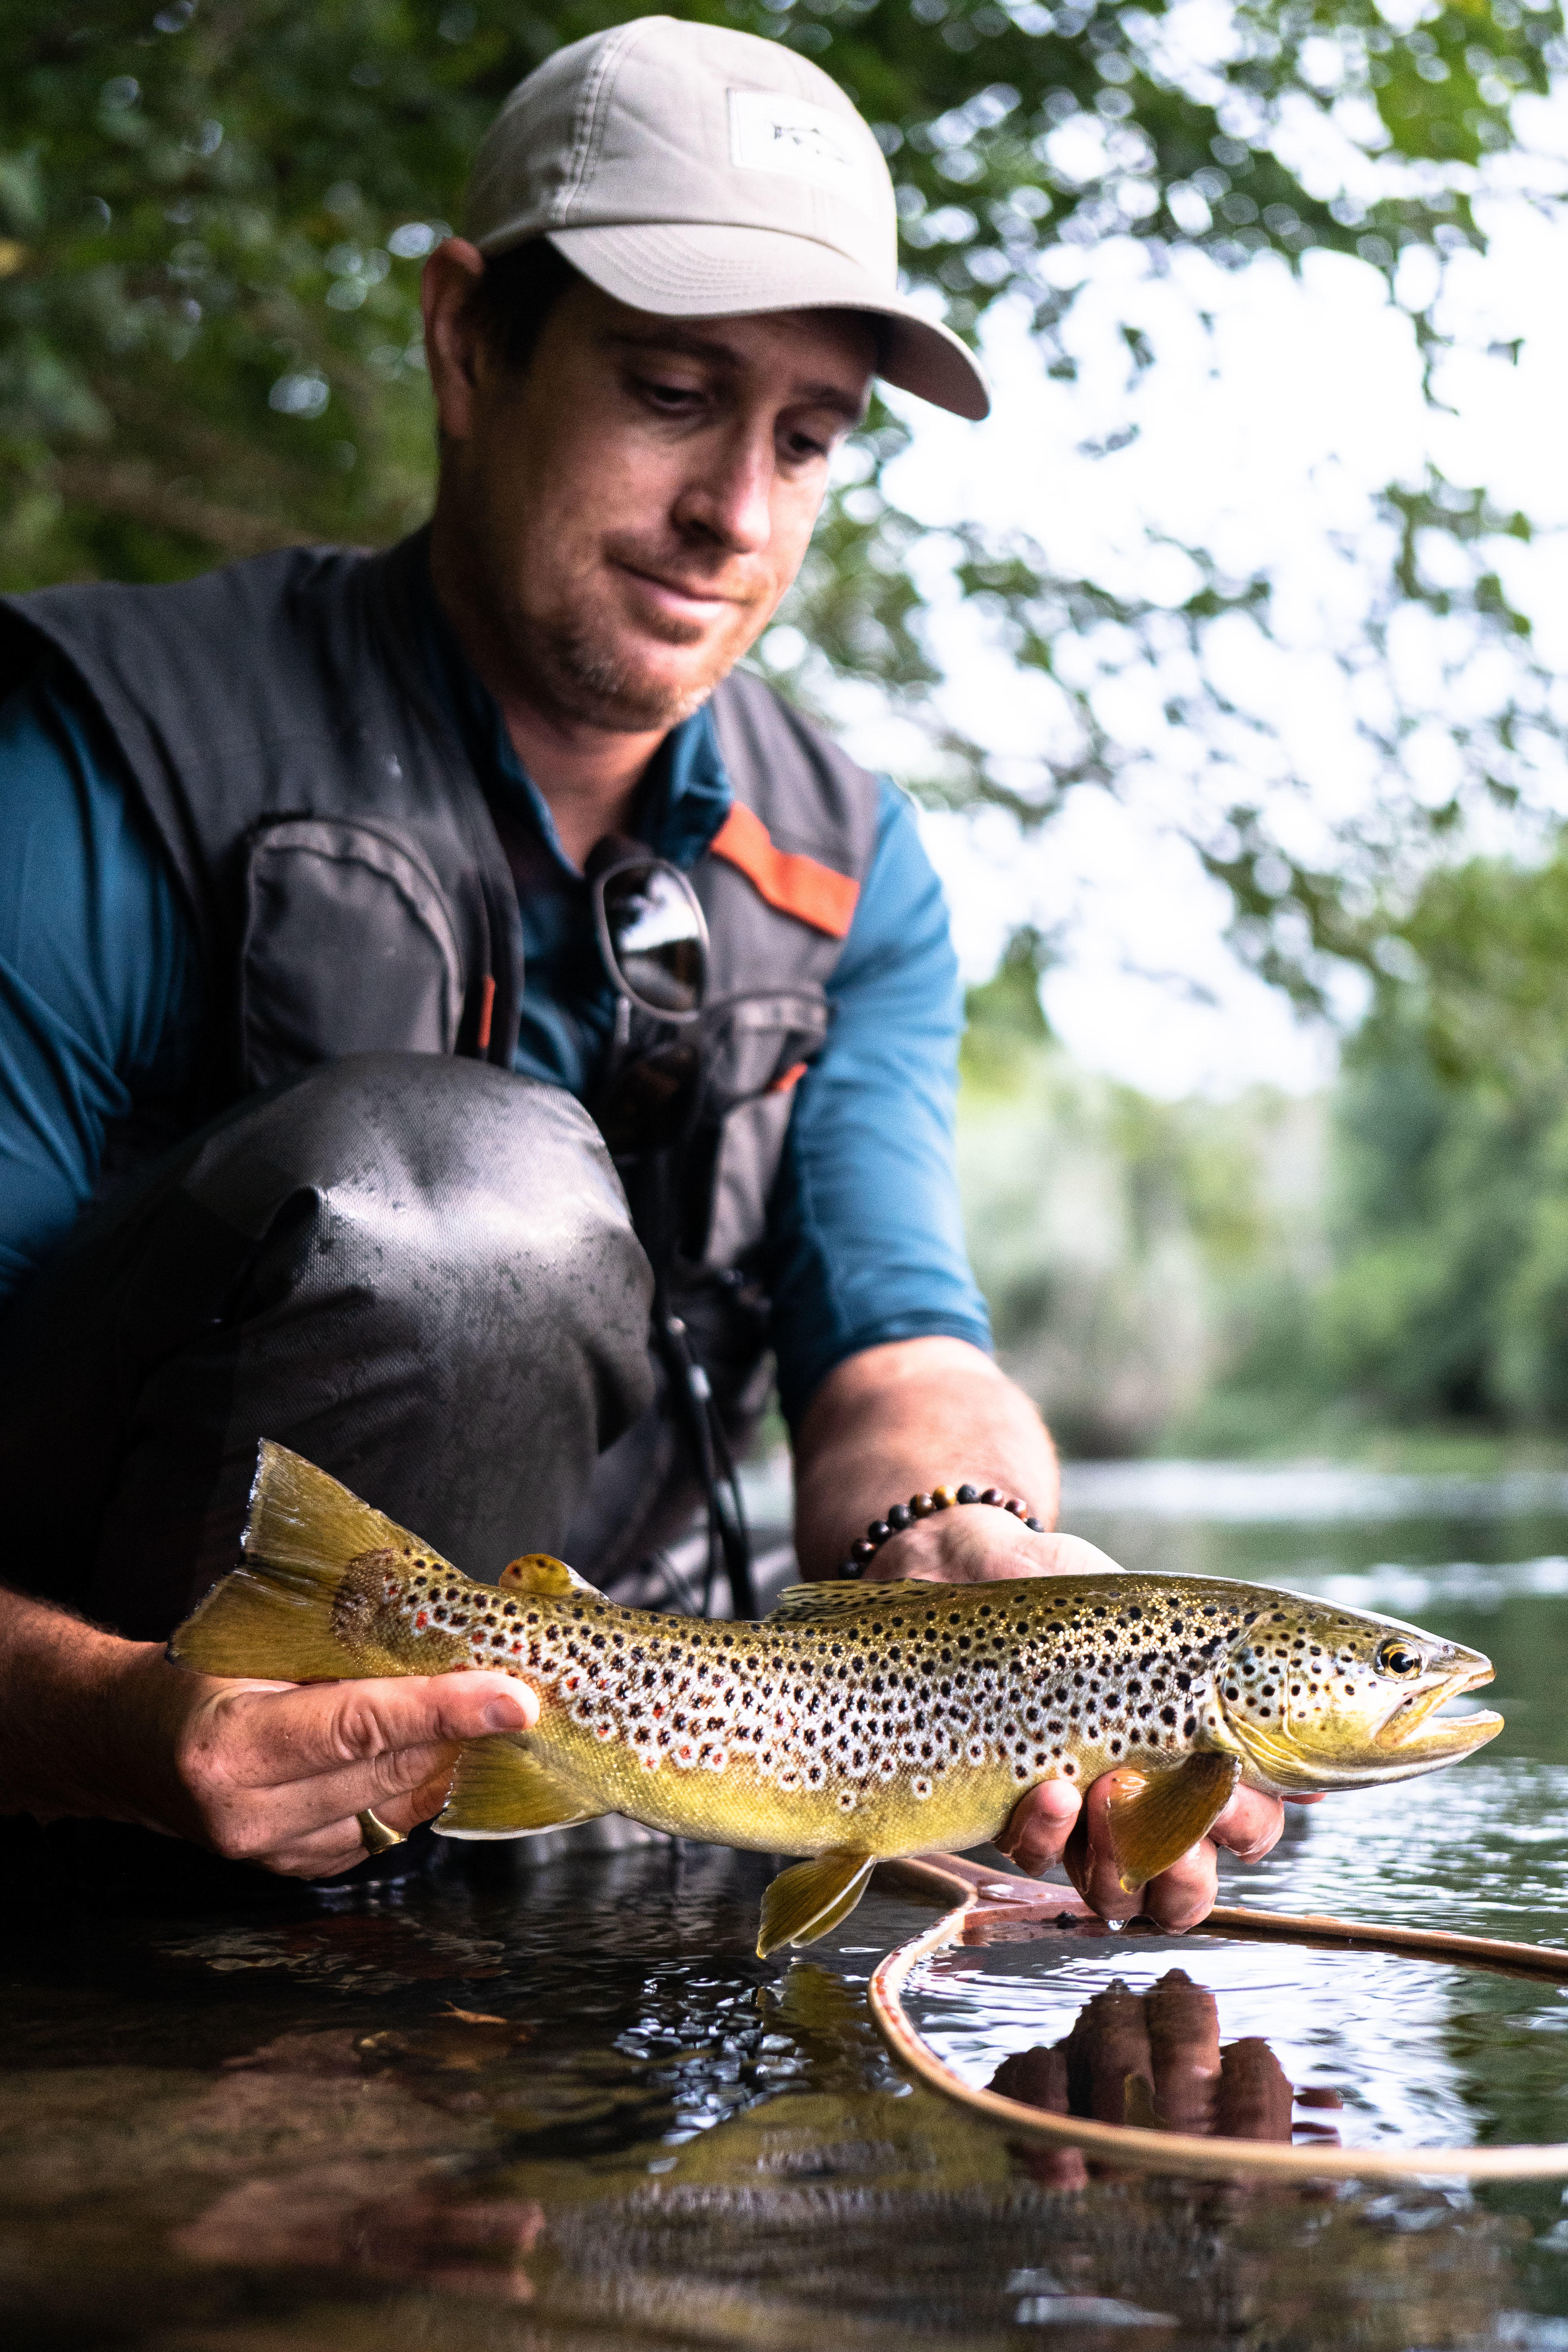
top-left (0, 18), bottom-right (1284, 1912)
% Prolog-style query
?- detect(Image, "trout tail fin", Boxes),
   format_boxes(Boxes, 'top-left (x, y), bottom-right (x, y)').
top-left (167, 1441), bottom-right (455, 1682)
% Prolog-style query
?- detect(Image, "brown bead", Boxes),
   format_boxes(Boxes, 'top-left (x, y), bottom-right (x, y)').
top-left (850, 1538), bottom-right (877, 1563)
top-left (932, 1484), bottom-right (958, 1508)
top-left (980, 1487), bottom-right (1005, 1507)
top-left (911, 1493), bottom-right (936, 1517)
top-left (1006, 1497), bottom-right (1028, 1516)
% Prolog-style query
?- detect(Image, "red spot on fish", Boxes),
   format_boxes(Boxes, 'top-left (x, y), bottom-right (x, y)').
top-left (415, 1612), bottom-right (428, 1630)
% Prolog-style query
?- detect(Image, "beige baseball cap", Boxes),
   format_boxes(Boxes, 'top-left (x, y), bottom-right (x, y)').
top-left (464, 15), bottom-right (990, 421)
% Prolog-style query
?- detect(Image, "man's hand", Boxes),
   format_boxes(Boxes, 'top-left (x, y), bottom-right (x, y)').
top-left (0, 1586), bottom-right (537, 1878)
top-left (135, 1656), bottom-right (539, 1877)
top-left (876, 1520), bottom-right (1301, 1925)
top-left (791, 1343), bottom-right (1299, 1930)
top-left (868, 1525), bottom-right (1299, 1929)
top-left (993, 1755), bottom-right (1299, 1933)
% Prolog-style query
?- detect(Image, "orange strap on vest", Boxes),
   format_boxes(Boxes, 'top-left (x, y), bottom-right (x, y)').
top-left (708, 802), bottom-right (860, 940)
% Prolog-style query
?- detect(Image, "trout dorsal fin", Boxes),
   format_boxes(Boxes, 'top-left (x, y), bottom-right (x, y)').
top-left (497, 1555), bottom-right (598, 1600)
top-left (766, 1579), bottom-right (926, 1625)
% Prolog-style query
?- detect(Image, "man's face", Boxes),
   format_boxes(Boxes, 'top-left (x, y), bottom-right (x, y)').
top-left (430, 263), bottom-right (876, 734)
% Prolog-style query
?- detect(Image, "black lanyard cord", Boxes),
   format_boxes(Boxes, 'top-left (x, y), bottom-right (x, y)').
top-left (652, 1285), bottom-right (756, 1620)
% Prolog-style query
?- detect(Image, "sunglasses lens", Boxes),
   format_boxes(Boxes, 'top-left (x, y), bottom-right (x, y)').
top-left (601, 865), bottom-right (705, 1016)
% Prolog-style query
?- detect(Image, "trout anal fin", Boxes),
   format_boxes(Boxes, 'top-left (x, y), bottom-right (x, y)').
top-left (434, 1737), bottom-right (606, 1841)
top-left (1101, 1752), bottom-right (1241, 1893)
top-left (756, 1850), bottom-right (875, 1958)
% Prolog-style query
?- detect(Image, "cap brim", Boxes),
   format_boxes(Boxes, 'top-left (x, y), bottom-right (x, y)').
top-left (533, 220), bottom-right (989, 422)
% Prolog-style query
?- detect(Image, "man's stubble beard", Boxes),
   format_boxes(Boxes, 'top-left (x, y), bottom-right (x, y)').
top-left (530, 606), bottom-right (724, 735)
top-left (493, 541), bottom-right (764, 735)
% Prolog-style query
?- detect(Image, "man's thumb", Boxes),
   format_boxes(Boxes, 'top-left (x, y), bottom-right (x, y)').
top-left (328, 1672), bottom-right (539, 1759)
top-left (425, 1671), bottom-right (539, 1740)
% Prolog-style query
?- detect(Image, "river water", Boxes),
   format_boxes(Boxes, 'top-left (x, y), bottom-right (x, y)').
top-left (5, 1462), bottom-right (1568, 2350)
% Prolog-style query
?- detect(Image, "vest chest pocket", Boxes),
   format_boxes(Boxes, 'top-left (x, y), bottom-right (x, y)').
top-left (239, 818), bottom-right (466, 1089)
top-left (697, 989), bottom-right (831, 1269)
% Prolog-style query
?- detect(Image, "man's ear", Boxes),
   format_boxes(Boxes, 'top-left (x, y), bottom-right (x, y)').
top-left (421, 238), bottom-right (489, 443)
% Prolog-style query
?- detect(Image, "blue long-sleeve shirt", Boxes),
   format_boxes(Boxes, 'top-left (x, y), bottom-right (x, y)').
top-left (0, 615), bottom-right (990, 1424)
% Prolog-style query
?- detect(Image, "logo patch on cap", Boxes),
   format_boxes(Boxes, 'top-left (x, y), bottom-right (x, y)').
top-left (728, 89), bottom-right (870, 203)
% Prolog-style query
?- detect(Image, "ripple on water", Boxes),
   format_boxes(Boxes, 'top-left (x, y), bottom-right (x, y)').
top-left (909, 1929), bottom-right (1568, 2150)
top-left (1233, 1756), bottom-right (1568, 1929)
top-left (906, 1742), bottom-right (1568, 2160)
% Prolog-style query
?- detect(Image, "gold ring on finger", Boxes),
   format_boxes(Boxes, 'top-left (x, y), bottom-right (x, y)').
top-left (357, 1808), bottom-right (406, 1856)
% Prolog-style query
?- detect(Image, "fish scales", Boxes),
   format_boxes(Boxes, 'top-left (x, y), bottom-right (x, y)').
top-left (170, 1444), bottom-right (1504, 1956)
top-left (346, 1549), bottom-right (1280, 1851)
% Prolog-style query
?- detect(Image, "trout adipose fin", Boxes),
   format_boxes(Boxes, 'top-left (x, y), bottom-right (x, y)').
top-left (498, 1554), bottom-right (601, 1601)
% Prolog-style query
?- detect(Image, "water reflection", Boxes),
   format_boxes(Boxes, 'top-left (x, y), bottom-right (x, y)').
top-left (9, 1470), bottom-right (1568, 2348)
top-left (994, 1967), bottom-right (1318, 2138)
top-left (985, 1966), bottom-right (1343, 2189)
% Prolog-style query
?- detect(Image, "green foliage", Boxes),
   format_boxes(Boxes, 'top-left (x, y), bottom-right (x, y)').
top-left (1314, 846), bottom-right (1568, 1426)
top-left (4, 0), bottom-right (1562, 980)
top-left (960, 848), bottom-right (1568, 1451)
top-left (4, 0), bottom-right (1557, 573)
top-left (958, 937), bottom-right (1325, 1452)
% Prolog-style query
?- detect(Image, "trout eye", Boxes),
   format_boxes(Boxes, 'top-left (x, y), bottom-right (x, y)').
top-left (1375, 1637), bottom-right (1424, 1679)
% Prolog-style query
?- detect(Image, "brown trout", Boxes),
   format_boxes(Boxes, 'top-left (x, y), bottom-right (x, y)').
top-left (171, 1444), bottom-right (1503, 1956)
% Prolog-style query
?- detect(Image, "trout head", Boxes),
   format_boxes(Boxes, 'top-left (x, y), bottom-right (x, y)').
top-left (1210, 1593), bottom-right (1502, 1794)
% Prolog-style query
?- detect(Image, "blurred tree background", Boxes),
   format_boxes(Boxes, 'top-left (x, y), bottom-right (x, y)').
top-left (960, 873), bottom-right (1568, 1459)
top-left (6, 0), bottom-right (1568, 1456)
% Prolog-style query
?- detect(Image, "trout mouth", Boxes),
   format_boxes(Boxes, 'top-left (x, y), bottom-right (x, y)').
top-left (1374, 1659), bottom-right (1503, 1763)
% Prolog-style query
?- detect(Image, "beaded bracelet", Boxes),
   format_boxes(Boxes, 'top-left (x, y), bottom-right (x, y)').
top-left (836, 1483), bottom-right (1047, 1578)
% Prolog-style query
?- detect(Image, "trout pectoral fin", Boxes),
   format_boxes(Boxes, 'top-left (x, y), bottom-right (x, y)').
top-left (756, 1850), bottom-right (875, 1958)
top-left (434, 1737), bottom-right (606, 1840)
top-left (1106, 1752), bottom-right (1241, 1892)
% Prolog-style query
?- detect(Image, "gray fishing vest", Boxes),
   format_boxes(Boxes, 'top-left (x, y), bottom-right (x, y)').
top-left (0, 532), bottom-right (881, 1580)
